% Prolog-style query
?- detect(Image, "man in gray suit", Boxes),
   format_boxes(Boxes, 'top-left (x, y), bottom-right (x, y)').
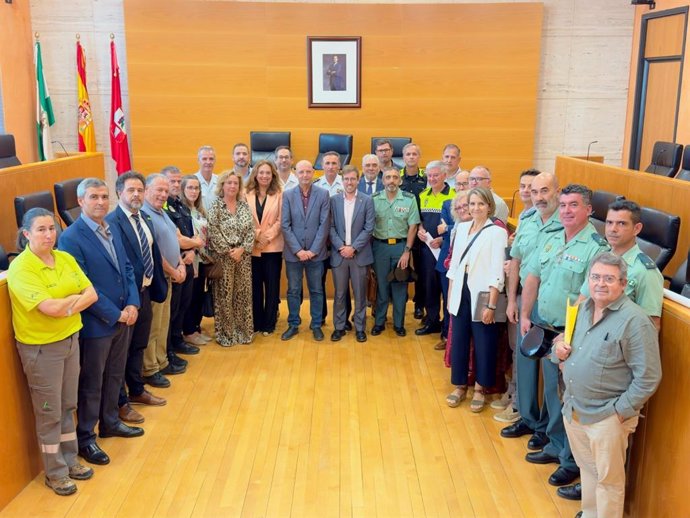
top-left (280, 160), bottom-right (331, 342)
top-left (329, 165), bottom-right (375, 343)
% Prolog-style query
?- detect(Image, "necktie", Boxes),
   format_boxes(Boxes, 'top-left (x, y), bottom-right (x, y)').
top-left (96, 225), bottom-right (119, 270)
top-left (132, 213), bottom-right (154, 279)
top-left (366, 181), bottom-right (373, 195)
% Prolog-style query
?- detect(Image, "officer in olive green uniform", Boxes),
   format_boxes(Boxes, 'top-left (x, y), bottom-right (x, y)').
top-left (621, 244), bottom-right (664, 316)
top-left (508, 207), bottom-right (562, 444)
top-left (522, 185), bottom-right (609, 482)
top-left (371, 168), bottom-right (420, 336)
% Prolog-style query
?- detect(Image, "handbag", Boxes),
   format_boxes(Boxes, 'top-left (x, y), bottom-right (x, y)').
top-left (472, 291), bottom-right (508, 323)
top-left (206, 260), bottom-right (223, 280)
top-left (202, 282), bottom-right (215, 318)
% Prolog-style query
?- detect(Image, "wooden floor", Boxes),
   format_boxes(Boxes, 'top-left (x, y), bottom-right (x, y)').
top-left (1, 303), bottom-right (580, 518)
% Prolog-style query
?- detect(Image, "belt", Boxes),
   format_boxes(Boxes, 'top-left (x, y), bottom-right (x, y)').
top-left (374, 237), bottom-right (405, 244)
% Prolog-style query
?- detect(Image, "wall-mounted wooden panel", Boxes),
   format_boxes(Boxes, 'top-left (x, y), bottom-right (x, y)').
top-left (124, 1), bottom-right (543, 198)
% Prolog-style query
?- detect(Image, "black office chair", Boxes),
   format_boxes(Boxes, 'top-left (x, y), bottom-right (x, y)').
top-left (0, 134), bottom-right (21, 169)
top-left (644, 141), bottom-right (682, 177)
top-left (637, 207), bottom-right (680, 271)
top-left (249, 131), bottom-right (291, 166)
top-left (54, 178), bottom-right (83, 226)
top-left (675, 146), bottom-right (690, 182)
top-left (314, 133), bottom-right (353, 169)
top-left (371, 137), bottom-right (412, 170)
top-left (590, 191), bottom-right (624, 236)
top-left (14, 191), bottom-right (63, 241)
top-left (668, 250), bottom-right (690, 297)
top-left (0, 245), bottom-right (19, 271)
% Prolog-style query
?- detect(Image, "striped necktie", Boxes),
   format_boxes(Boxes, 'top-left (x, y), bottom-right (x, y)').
top-left (366, 181), bottom-right (373, 195)
top-left (132, 213), bottom-right (154, 279)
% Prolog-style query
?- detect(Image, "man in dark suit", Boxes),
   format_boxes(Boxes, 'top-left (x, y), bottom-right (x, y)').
top-left (58, 178), bottom-right (142, 467)
top-left (106, 171), bottom-right (168, 425)
top-left (330, 165), bottom-right (375, 342)
top-left (280, 159), bottom-right (331, 342)
top-left (358, 154), bottom-right (384, 195)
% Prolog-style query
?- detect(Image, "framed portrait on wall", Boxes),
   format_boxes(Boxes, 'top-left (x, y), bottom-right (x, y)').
top-left (307, 36), bottom-right (361, 108)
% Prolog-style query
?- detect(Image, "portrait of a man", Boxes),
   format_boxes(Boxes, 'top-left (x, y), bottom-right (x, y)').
top-left (324, 54), bottom-right (346, 91)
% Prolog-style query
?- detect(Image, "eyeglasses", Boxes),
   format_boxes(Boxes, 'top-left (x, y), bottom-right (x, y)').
top-left (468, 176), bottom-right (489, 184)
top-left (454, 203), bottom-right (469, 211)
top-left (376, 148), bottom-right (392, 153)
top-left (456, 181), bottom-right (469, 189)
top-left (589, 273), bottom-right (621, 284)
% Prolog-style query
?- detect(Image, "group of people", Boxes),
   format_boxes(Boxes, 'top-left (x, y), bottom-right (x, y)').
top-left (7, 138), bottom-right (663, 517)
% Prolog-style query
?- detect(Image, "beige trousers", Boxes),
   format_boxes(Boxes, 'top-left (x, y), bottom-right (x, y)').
top-left (564, 412), bottom-right (639, 518)
top-left (143, 277), bottom-right (172, 376)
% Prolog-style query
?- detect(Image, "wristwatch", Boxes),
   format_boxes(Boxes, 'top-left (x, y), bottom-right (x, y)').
top-left (404, 245), bottom-right (411, 252)
top-left (485, 303), bottom-right (497, 310)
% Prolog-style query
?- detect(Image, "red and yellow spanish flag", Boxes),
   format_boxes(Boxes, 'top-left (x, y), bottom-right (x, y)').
top-left (76, 40), bottom-right (96, 152)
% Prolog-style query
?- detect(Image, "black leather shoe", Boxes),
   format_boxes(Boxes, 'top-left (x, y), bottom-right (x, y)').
top-left (549, 467), bottom-right (580, 487)
top-left (161, 362), bottom-right (186, 375)
top-left (557, 483), bottom-right (582, 501)
top-left (528, 431), bottom-right (549, 450)
top-left (356, 331), bottom-right (367, 342)
top-left (525, 451), bottom-right (560, 464)
top-left (371, 325), bottom-right (384, 336)
top-left (78, 442), bottom-right (110, 465)
top-left (344, 321), bottom-right (353, 331)
top-left (169, 353), bottom-right (188, 368)
top-left (415, 323), bottom-right (442, 336)
top-left (281, 327), bottom-right (299, 341)
top-left (413, 307), bottom-right (424, 320)
top-left (312, 327), bottom-right (325, 341)
top-left (500, 420), bottom-right (533, 438)
top-left (394, 326), bottom-right (406, 337)
top-left (143, 372), bottom-right (171, 388)
top-left (173, 343), bottom-right (200, 355)
top-left (331, 329), bottom-right (346, 342)
top-left (99, 422), bottom-right (145, 439)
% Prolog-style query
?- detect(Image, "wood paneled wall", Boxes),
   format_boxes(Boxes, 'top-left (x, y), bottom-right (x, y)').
top-left (0, 1), bottom-right (37, 163)
top-left (123, 1), bottom-right (543, 197)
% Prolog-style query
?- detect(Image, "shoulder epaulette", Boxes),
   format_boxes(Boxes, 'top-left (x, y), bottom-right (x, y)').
top-left (372, 191), bottom-right (383, 198)
top-left (402, 191), bottom-right (415, 198)
top-left (637, 252), bottom-right (657, 270)
top-left (546, 226), bottom-right (561, 233)
top-left (520, 207), bottom-right (537, 220)
top-left (591, 232), bottom-right (608, 246)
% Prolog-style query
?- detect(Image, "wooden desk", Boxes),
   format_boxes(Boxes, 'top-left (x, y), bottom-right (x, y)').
top-left (0, 153), bottom-right (105, 252)
top-left (555, 155), bottom-right (690, 277)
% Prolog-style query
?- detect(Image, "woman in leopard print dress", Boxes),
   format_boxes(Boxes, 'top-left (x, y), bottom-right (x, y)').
top-left (207, 171), bottom-right (254, 346)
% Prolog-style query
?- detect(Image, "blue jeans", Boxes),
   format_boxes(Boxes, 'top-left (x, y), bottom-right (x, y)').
top-left (285, 259), bottom-right (324, 329)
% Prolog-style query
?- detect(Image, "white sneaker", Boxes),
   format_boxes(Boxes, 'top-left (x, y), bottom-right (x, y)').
top-left (493, 406), bottom-right (520, 423)
top-left (184, 333), bottom-right (207, 346)
top-left (490, 392), bottom-right (512, 410)
top-left (198, 332), bottom-right (212, 342)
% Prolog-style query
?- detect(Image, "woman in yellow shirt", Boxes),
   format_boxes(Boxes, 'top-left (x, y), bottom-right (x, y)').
top-left (7, 208), bottom-right (97, 496)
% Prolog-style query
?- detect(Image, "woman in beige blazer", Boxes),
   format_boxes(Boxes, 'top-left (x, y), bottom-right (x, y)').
top-left (245, 160), bottom-right (284, 335)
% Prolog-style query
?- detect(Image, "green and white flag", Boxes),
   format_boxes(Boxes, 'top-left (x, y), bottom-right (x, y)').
top-left (34, 40), bottom-right (55, 161)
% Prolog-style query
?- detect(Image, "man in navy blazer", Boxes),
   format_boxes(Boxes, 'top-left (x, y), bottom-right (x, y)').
top-left (106, 172), bottom-right (168, 424)
top-left (330, 165), bottom-right (375, 342)
top-left (358, 154), bottom-right (384, 196)
top-left (280, 160), bottom-right (331, 342)
top-left (58, 178), bottom-right (142, 467)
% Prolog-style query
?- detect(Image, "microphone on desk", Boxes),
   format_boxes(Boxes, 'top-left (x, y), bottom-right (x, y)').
top-left (509, 189), bottom-right (519, 218)
top-left (51, 140), bottom-right (70, 157)
top-left (652, 147), bottom-right (665, 175)
top-left (586, 140), bottom-right (598, 161)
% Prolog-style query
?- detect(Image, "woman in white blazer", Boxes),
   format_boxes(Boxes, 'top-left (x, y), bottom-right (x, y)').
top-left (445, 187), bottom-right (507, 412)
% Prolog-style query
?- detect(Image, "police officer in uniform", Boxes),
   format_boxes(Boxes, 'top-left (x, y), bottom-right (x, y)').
top-left (399, 143), bottom-right (427, 320)
top-left (520, 184), bottom-right (609, 488)
top-left (415, 161), bottom-right (455, 336)
top-left (502, 173), bottom-right (562, 448)
top-left (371, 166), bottom-right (420, 337)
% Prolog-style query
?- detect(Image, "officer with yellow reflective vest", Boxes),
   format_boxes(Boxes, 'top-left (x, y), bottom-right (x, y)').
top-left (371, 166), bottom-right (420, 337)
top-left (415, 161), bottom-right (455, 337)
